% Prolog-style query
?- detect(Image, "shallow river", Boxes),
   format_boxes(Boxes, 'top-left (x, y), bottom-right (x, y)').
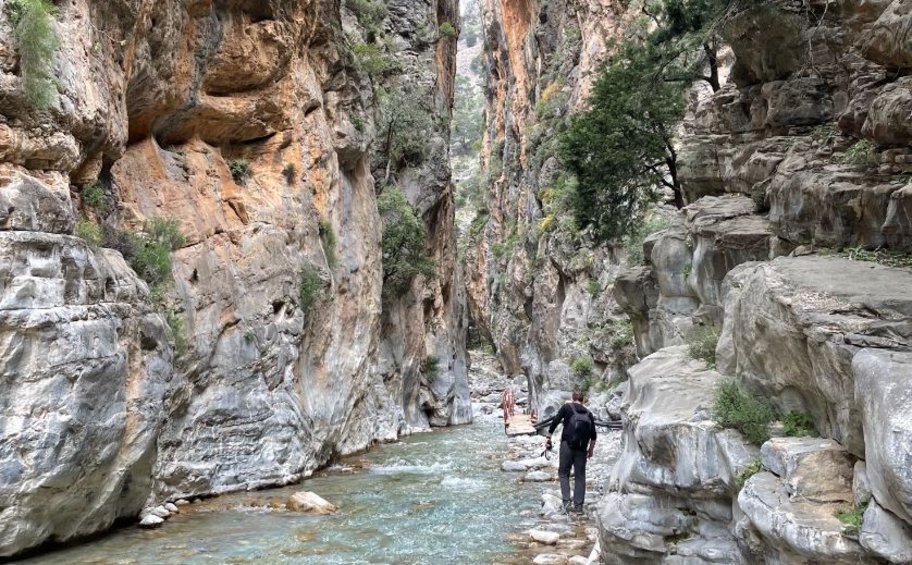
top-left (17, 416), bottom-right (542, 565)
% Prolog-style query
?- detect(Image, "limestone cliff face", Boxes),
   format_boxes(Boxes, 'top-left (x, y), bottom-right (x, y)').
top-left (0, 0), bottom-right (466, 556)
top-left (600, 2), bottom-right (912, 564)
top-left (464, 0), bottom-right (638, 416)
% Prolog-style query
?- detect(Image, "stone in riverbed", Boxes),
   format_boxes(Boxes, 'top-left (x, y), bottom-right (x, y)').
top-left (144, 506), bottom-right (171, 519)
top-left (138, 515), bottom-right (165, 529)
top-left (530, 529), bottom-right (561, 544)
top-left (164, 502), bottom-right (179, 514)
top-left (523, 470), bottom-right (552, 482)
top-left (286, 492), bottom-right (337, 514)
top-left (501, 460), bottom-right (527, 472)
top-left (568, 556), bottom-right (589, 565)
top-left (532, 554), bottom-right (568, 565)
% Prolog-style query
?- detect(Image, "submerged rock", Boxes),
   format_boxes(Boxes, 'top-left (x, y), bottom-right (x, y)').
top-left (138, 515), bottom-right (165, 529)
top-left (286, 492), bottom-right (337, 514)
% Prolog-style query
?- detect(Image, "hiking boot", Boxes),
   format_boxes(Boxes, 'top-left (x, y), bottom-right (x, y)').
top-left (561, 500), bottom-right (573, 513)
top-left (571, 505), bottom-right (585, 515)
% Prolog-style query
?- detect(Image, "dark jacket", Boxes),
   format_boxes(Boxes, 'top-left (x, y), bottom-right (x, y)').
top-left (548, 402), bottom-right (597, 445)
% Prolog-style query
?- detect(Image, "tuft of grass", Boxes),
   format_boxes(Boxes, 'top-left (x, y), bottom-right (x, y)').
top-left (713, 379), bottom-right (775, 445)
top-left (842, 247), bottom-right (912, 268)
top-left (229, 159), bottom-right (252, 185)
top-left (736, 459), bottom-right (762, 489)
top-left (571, 355), bottom-right (594, 377)
top-left (75, 220), bottom-right (102, 249)
top-left (841, 140), bottom-right (877, 167)
top-left (783, 411), bottom-right (817, 437)
top-left (836, 500), bottom-right (869, 536)
top-left (80, 181), bottom-right (105, 210)
top-left (438, 22), bottom-right (458, 39)
top-left (298, 265), bottom-right (322, 315)
top-left (282, 163), bottom-right (296, 184)
top-left (8, 0), bottom-right (59, 109)
top-left (687, 326), bottom-right (720, 369)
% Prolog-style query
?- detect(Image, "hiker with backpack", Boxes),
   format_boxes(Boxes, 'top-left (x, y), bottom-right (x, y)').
top-left (545, 391), bottom-right (597, 513)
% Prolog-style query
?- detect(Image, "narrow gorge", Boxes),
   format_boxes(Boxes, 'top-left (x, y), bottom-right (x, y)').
top-left (1, 0), bottom-right (911, 564)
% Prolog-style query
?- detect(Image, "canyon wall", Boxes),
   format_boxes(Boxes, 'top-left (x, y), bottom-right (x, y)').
top-left (0, 0), bottom-right (467, 556)
top-left (472, 0), bottom-right (912, 563)
top-left (465, 0), bottom-right (639, 416)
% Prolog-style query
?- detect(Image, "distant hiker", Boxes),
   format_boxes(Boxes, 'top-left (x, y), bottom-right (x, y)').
top-left (545, 391), bottom-right (596, 513)
top-left (501, 386), bottom-right (516, 430)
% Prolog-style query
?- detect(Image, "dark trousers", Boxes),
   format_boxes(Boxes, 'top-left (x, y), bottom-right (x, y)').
top-left (558, 441), bottom-right (587, 509)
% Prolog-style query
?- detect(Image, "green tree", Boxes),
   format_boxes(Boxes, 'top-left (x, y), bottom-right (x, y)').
top-left (378, 186), bottom-right (435, 294)
top-left (376, 89), bottom-right (434, 182)
top-left (559, 0), bottom-right (729, 242)
top-left (9, 0), bottom-right (60, 108)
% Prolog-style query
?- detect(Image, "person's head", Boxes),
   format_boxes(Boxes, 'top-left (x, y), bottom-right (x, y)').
top-left (572, 391), bottom-right (585, 403)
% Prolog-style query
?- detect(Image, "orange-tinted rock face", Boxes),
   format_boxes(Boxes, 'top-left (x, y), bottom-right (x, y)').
top-left (464, 0), bottom-right (635, 405)
top-left (0, 0), bottom-right (466, 555)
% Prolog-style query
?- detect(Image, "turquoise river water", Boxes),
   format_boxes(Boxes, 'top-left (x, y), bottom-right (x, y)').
top-left (16, 417), bottom-right (542, 565)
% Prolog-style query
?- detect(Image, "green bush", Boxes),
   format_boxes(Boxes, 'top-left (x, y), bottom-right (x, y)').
top-left (736, 459), bottom-right (762, 489)
top-left (75, 220), bottom-right (101, 249)
top-left (378, 186), bottom-right (435, 295)
top-left (783, 411), bottom-right (817, 437)
top-left (713, 379), bottom-right (775, 445)
top-left (687, 326), bottom-right (720, 369)
top-left (344, 0), bottom-right (387, 38)
top-left (377, 90), bottom-right (433, 167)
top-left (836, 500), bottom-right (869, 535)
top-left (9, 0), bottom-right (59, 109)
top-left (610, 319), bottom-right (634, 349)
top-left (842, 140), bottom-right (877, 167)
top-left (587, 278), bottom-right (600, 296)
top-left (623, 214), bottom-right (672, 265)
top-left (282, 163), bottom-right (296, 184)
top-left (352, 42), bottom-right (392, 77)
top-left (128, 217), bottom-right (186, 290)
top-left (298, 265), bottom-right (322, 315)
top-left (167, 310), bottom-right (188, 358)
top-left (571, 355), bottom-right (594, 377)
top-left (80, 181), bottom-right (105, 210)
top-left (319, 221), bottom-right (338, 269)
top-left (439, 22), bottom-right (458, 39)
top-left (421, 355), bottom-right (441, 379)
top-left (228, 159), bottom-right (251, 184)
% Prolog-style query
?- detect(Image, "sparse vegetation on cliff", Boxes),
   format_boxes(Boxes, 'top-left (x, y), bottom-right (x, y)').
top-left (80, 182), bottom-right (105, 210)
top-left (298, 266), bottom-right (322, 315)
top-left (836, 500), bottom-right (869, 536)
top-left (75, 220), bottom-right (102, 249)
top-left (687, 326), bottom-right (720, 369)
top-left (439, 22), bottom-right (458, 39)
top-left (713, 379), bottom-right (774, 445)
top-left (121, 218), bottom-right (186, 295)
top-left (8, 0), bottom-right (59, 108)
top-left (229, 159), bottom-right (252, 185)
top-left (378, 186), bottom-right (436, 295)
top-left (319, 221), bottom-right (338, 269)
top-left (783, 411), bottom-right (817, 437)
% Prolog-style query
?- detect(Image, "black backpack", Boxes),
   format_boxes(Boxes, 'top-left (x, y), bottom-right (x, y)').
top-left (567, 404), bottom-right (592, 450)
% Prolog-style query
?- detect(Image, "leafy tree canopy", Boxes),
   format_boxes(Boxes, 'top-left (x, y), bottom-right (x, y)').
top-left (558, 0), bottom-right (729, 243)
